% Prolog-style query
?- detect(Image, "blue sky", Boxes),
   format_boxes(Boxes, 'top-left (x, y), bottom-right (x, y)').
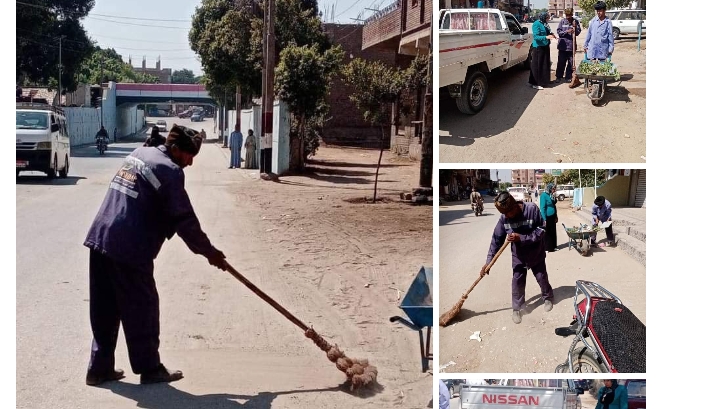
top-left (79, 0), bottom-right (393, 76)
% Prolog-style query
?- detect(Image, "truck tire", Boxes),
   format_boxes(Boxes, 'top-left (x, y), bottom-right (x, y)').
top-left (59, 155), bottom-right (69, 178)
top-left (612, 27), bottom-right (620, 40)
top-left (456, 70), bottom-right (488, 115)
top-left (46, 155), bottom-right (58, 179)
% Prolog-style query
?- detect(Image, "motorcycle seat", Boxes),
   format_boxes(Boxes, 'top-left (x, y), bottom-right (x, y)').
top-left (587, 300), bottom-right (646, 373)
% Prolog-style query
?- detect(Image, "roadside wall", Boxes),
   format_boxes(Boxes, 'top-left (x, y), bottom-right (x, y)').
top-left (580, 174), bottom-right (632, 207)
top-left (64, 107), bottom-right (101, 146)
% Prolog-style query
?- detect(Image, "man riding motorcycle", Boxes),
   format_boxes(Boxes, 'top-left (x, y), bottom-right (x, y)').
top-left (96, 126), bottom-right (110, 151)
top-left (470, 188), bottom-right (483, 213)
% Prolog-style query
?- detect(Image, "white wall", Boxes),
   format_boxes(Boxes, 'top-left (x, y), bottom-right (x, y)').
top-left (116, 106), bottom-right (146, 137)
top-left (64, 107), bottom-right (102, 146)
top-left (272, 101), bottom-right (290, 175)
top-left (240, 106), bottom-right (261, 167)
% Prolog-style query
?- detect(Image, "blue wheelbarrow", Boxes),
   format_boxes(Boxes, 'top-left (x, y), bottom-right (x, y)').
top-left (390, 266), bottom-right (433, 372)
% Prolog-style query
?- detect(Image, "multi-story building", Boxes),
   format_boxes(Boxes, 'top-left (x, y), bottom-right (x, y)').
top-left (362, 0), bottom-right (431, 157)
top-left (130, 56), bottom-right (171, 84)
top-left (511, 169), bottom-right (543, 188)
top-left (548, 1), bottom-right (579, 18)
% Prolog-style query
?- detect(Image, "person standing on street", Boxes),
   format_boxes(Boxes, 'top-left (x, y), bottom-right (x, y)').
top-left (555, 8), bottom-right (582, 82)
top-left (438, 379), bottom-right (451, 409)
top-left (529, 13), bottom-right (556, 90)
top-left (595, 380), bottom-right (628, 409)
top-left (113, 127), bottom-right (118, 143)
top-left (539, 183), bottom-right (559, 252)
top-left (244, 129), bottom-right (258, 169)
top-left (228, 124), bottom-right (243, 169)
top-left (483, 192), bottom-right (555, 324)
top-left (591, 196), bottom-right (615, 247)
top-left (584, 1), bottom-right (614, 61)
top-left (84, 125), bottom-right (228, 386)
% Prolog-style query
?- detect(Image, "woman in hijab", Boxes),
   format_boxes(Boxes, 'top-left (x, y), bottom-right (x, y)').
top-left (529, 12), bottom-right (556, 90)
top-left (595, 379), bottom-right (628, 409)
top-left (243, 129), bottom-right (258, 169)
top-left (539, 183), bottom-right (559, 252)
top-left (144, 126), bottom-right (166, 147)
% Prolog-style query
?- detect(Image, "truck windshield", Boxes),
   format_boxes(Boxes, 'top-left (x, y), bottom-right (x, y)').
top-left (16, 111), bottom-right (49, 129)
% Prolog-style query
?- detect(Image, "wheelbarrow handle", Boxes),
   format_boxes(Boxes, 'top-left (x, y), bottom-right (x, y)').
top-left (390, 316), bottom-right (421, 331)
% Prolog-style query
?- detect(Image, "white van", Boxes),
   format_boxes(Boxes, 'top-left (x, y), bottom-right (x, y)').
top-left (16, 103), bottom-right (71, 178)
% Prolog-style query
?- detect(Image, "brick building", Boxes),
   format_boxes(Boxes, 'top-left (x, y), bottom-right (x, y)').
top-left (361, 0), bottom-right (431, 156)
top-left (130, 56), bottom-right (171, 84)
top-left (512, 169), bottom-right (543, 187)
top-left (548, 1), bottom-right (579, 18)
top-left (322, 23), bottom-right (399, 147)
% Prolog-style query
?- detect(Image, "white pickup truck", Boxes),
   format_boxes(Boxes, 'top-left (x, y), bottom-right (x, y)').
top-left (458, 380), bottom-right (582, 409)
top-left (439, 8), bottom-right (533, 114)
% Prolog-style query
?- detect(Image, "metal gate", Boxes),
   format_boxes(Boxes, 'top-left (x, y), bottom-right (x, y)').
top-left (634, 169), bottom-right (646, 207)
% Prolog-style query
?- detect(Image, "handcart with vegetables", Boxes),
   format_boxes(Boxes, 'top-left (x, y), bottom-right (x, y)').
top-left (576, 56), bottom-right (620, 106)
top-left (562, 223), bottom-right (600, 256)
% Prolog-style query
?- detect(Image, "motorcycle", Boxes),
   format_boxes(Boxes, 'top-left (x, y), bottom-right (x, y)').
top-left (96, 136), bottom-right (108, 155)
top-left (471, 202), bottom-right (483, 217)
top-left (554, 281), bottom-right (646, 373)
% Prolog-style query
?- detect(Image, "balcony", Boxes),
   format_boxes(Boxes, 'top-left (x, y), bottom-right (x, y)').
top-left (362, 0), bottom-right (431, 55)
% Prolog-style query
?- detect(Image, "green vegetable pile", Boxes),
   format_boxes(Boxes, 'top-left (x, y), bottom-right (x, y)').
top-left (578, 60), bottom-right (620, 81)
top-left (566, 225), bottom-right (600, 234)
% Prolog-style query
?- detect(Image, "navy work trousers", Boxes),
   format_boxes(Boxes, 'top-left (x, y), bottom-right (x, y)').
top-left (87, 250), bottom-right (161, 375)
top-left (511, 259), bottom-right (554, 311)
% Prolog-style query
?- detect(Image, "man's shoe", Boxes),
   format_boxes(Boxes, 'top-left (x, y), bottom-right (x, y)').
top-left (86, 369), bottom-right (125, 386)
top-left (512, 310), bottom-right (522, 324)
top-left (140, 364), bottom-right (183, 384)
top-left (544, 300), bottom-right (554, 312)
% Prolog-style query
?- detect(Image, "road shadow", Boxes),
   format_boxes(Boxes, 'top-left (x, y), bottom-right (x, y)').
top-left (72, 146), bottom-right (138, 158)
top-left (447, 306), bottom-right (515, 324)
top-left (440, 205), bottom-right (496, 226)
top-left (439, 67), bottom-right (538, 143)
top-left (306, 159), bottom-right (403, 169)
top-left (525, 285), bottom-right (576, 314)
top-left (303, 166), bottom-right (377, 178)
top-left (276, 180), bottom-right (403, 194)
top-left (615, 37), bottom-right (645, 44)
top-left (103, 380), bottom-right (384, 409)
top-left (16, 175), bottom-right (86, 186)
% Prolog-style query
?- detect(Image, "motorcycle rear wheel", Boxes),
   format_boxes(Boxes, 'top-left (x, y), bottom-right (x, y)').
top-left (568, 346), bottom-right (609, 373)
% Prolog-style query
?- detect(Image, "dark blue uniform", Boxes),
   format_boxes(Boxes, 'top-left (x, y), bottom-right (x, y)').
top-left (84, 145), bottom-right (218, 375)
top-left (486, 202), bottom-right (554, 311)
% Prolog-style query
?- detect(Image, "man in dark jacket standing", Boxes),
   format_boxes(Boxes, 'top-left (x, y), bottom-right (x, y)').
top-left (555, 8), bottom-right (582, 82)
top-left (484, 192), bottom-right (555, 324)
top-left (84, 125), bottom-right (227, 386)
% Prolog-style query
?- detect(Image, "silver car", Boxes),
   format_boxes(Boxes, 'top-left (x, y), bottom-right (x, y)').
top-left (607, 9), bottom-right (646, 40)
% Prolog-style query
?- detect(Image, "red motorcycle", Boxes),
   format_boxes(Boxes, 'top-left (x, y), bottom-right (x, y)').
top-left (555, 281), bottom-right (646, 373)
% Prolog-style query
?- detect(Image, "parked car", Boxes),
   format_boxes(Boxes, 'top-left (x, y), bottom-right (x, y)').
top-left (624, 379), bottom-right (646, 409)
top-left (439, 9), bottom-right (533, 114)
top-left (606, 9), bottom-right (646, 40)
top-left (443, 379), bottom-right (465, 397)
top-left (554, 185), bottom-right (575, 201)
top-left (573, 379), bottom-right (590, 391)
top-left (190, 113), bottom-right (203, 122)
top-left (507, 187), bottom-right (526, 203)
top-left (156, 120), bottom-right (167, 132)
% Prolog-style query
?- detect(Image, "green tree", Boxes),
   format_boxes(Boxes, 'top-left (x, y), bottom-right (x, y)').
top-left (171, 68), bottom-right (199, 84)
top-left (553, 169), bottom-right (607, 187)
top-left (577, 0), bottom-right (632, 27)
top-left (16, 0), bottom-right (95, 92)
top-left (342, 58), bottom-right (405, 203)
top-left (275, 44), bottom-right (343, 169)
top-left (189, 0), bottom-right (327, 106)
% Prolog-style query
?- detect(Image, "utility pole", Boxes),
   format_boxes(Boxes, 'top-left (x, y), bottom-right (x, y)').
top-left (415, 20), bottom-right (432, 200)
top-left (260, 0), bottom-right (275, 175)
top-left (100, 58), bottom-right (104, 128)
top-left (57, 36), bottom-right (64, 106)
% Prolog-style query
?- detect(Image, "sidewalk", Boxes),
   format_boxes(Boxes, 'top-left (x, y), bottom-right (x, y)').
top-left (572, 204), bottom-right (646, 266)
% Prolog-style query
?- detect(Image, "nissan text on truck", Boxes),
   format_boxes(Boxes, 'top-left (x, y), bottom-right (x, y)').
top-left (458, 379), bottom-right (582, 409)
top-left (439, 8), bottom-right (533, 114)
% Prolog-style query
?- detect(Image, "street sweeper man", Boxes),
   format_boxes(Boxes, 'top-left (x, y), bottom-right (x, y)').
top-left (83, 125), bottom-right (228, 386)
top-left (484, 192), bottom-right (555, 324)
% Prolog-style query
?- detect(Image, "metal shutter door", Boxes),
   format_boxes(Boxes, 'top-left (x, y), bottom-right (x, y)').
top-left (634, 169), bottom-right (646, 208)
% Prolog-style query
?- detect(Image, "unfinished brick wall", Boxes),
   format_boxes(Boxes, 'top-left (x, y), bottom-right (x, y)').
top-left (403, 0), bottom-right (431, 34)
top-left (362, 7), bottom-right (401, 50)
top-left (323, 23), bottom-right (400, 148)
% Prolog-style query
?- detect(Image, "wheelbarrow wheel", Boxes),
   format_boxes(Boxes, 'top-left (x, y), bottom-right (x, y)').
top-left (578, 239), bottom-right (590, 256)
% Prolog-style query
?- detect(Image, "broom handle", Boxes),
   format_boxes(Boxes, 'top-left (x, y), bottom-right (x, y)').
top-left (572, 20), bottom-right (577, 73)
top-left (224, 262), bottom-right (309, 332)
top-left (463, 240), bottom-right (510, 297)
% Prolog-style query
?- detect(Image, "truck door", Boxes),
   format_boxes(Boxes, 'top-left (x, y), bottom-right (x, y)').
top-left (504, 13), bottom-right (527, 66)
